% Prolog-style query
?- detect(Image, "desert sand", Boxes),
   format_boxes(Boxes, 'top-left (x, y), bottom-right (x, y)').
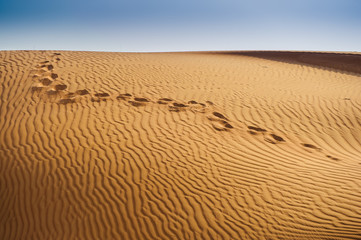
top-left (1, 50), bottom-right (361, 239)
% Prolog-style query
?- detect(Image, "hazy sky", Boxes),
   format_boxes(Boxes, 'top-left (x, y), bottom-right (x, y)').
top-left (1, 0), bottom-right (360, 52)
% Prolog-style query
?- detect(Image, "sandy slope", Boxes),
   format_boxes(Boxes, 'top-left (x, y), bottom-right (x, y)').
top-left (1, 50), bottom-right (361, 239)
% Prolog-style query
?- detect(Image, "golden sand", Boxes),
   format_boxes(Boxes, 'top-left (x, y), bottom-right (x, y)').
top-left (1, 50), bottom-right (361, 239)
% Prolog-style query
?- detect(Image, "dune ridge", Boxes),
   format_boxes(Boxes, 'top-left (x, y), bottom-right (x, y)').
top-left (1, 50), bottom-right (361, 239)
top-left (222, 51), bottom-right (361, 75)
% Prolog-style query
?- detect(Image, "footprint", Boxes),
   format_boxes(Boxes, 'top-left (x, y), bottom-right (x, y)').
top-left (248, 126), bottom-right (267, 132)
top-left (134, 97), bottom-right (150, 102)
top-left (208, 111), bottom-right (234, 131)
top-left (91, 98), bottom-right (101, 102)
top-left (55, 84), bottom-right (67, 91)
top-left (270, 134), bottom-right (285, 142)
top-left (248, 130), bottom-right (258, 135)
top-left (168, 106), bottom-right (183, 112)
top-left (302, 143), bottom-right (320, 150)
top-left (31, 86), bottom-right (43, 92)
top-left (58, 98), bottom-right (75, 104)
top-left (264, 134), bottom-right (285, 145)
top-left (56, 58), bottom-right (61, 61)
top-left (206, 101), bottom-right (214, 105)
top-left (54, 53), bottom-right (61, 56)
top-left (51, 73), bottom-right (58, 79)
top-left (326, 155), bottom-right (340, 161)
top-left (39, 61), bottom-right (50, 64)
top-left (127, 97), bottom-right (150, 106)
top-left (35, 64), bottom-right (46, 69)
top-left (40, 78), bottom-right (53, 86)
top-left (264, 138), bottom-right (276, 144)
top-left (76, 89), bottom-right (90, 95)
top-left (157, 100), bottom-right (168, 104)
top-left (91, 92), bottom-right (110, 102)
top-left (173, 102), bottom-right (187, 108)
top-left (212, 121), bottom-right (232, 131)
top-left (213, 112), bottom-right (227, 120)
top-left (159, 98), bottom-right (172, 102)
top-left (169, 102), bottom-right (188, 112)
top-left (38, 64), bottom-right (53, 71)
top-left (157, 98), bottom-right (172, 104)
top-left (213, 126), bottom-right (227, 131)
top-left (32, 74), bottom-right (40, 79)
top-left (189, 103), bottom-right (207, 113)
top-left (94, 93), bottom-right (110, 97)
top-left (129, 101), bottom-right (145, 107)
top-left (66, 92), bottom-right (76, 98)
top-left (117, 93), bottom-right (132, 100)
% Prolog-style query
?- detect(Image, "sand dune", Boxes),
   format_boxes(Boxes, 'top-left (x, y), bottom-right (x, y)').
top-left (1, 50), bottom-right (361, 239)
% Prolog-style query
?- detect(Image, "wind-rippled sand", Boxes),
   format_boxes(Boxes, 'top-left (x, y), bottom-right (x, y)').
top-left (1, 50), bottom-right (361, 239)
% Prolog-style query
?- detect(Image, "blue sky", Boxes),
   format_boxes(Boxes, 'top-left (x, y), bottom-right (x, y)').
top-left (0, 0), bottom-right (360, 52)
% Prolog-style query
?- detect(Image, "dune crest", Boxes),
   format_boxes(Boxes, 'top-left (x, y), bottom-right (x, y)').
top-left (1, 50), bottom-right (361, 239)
